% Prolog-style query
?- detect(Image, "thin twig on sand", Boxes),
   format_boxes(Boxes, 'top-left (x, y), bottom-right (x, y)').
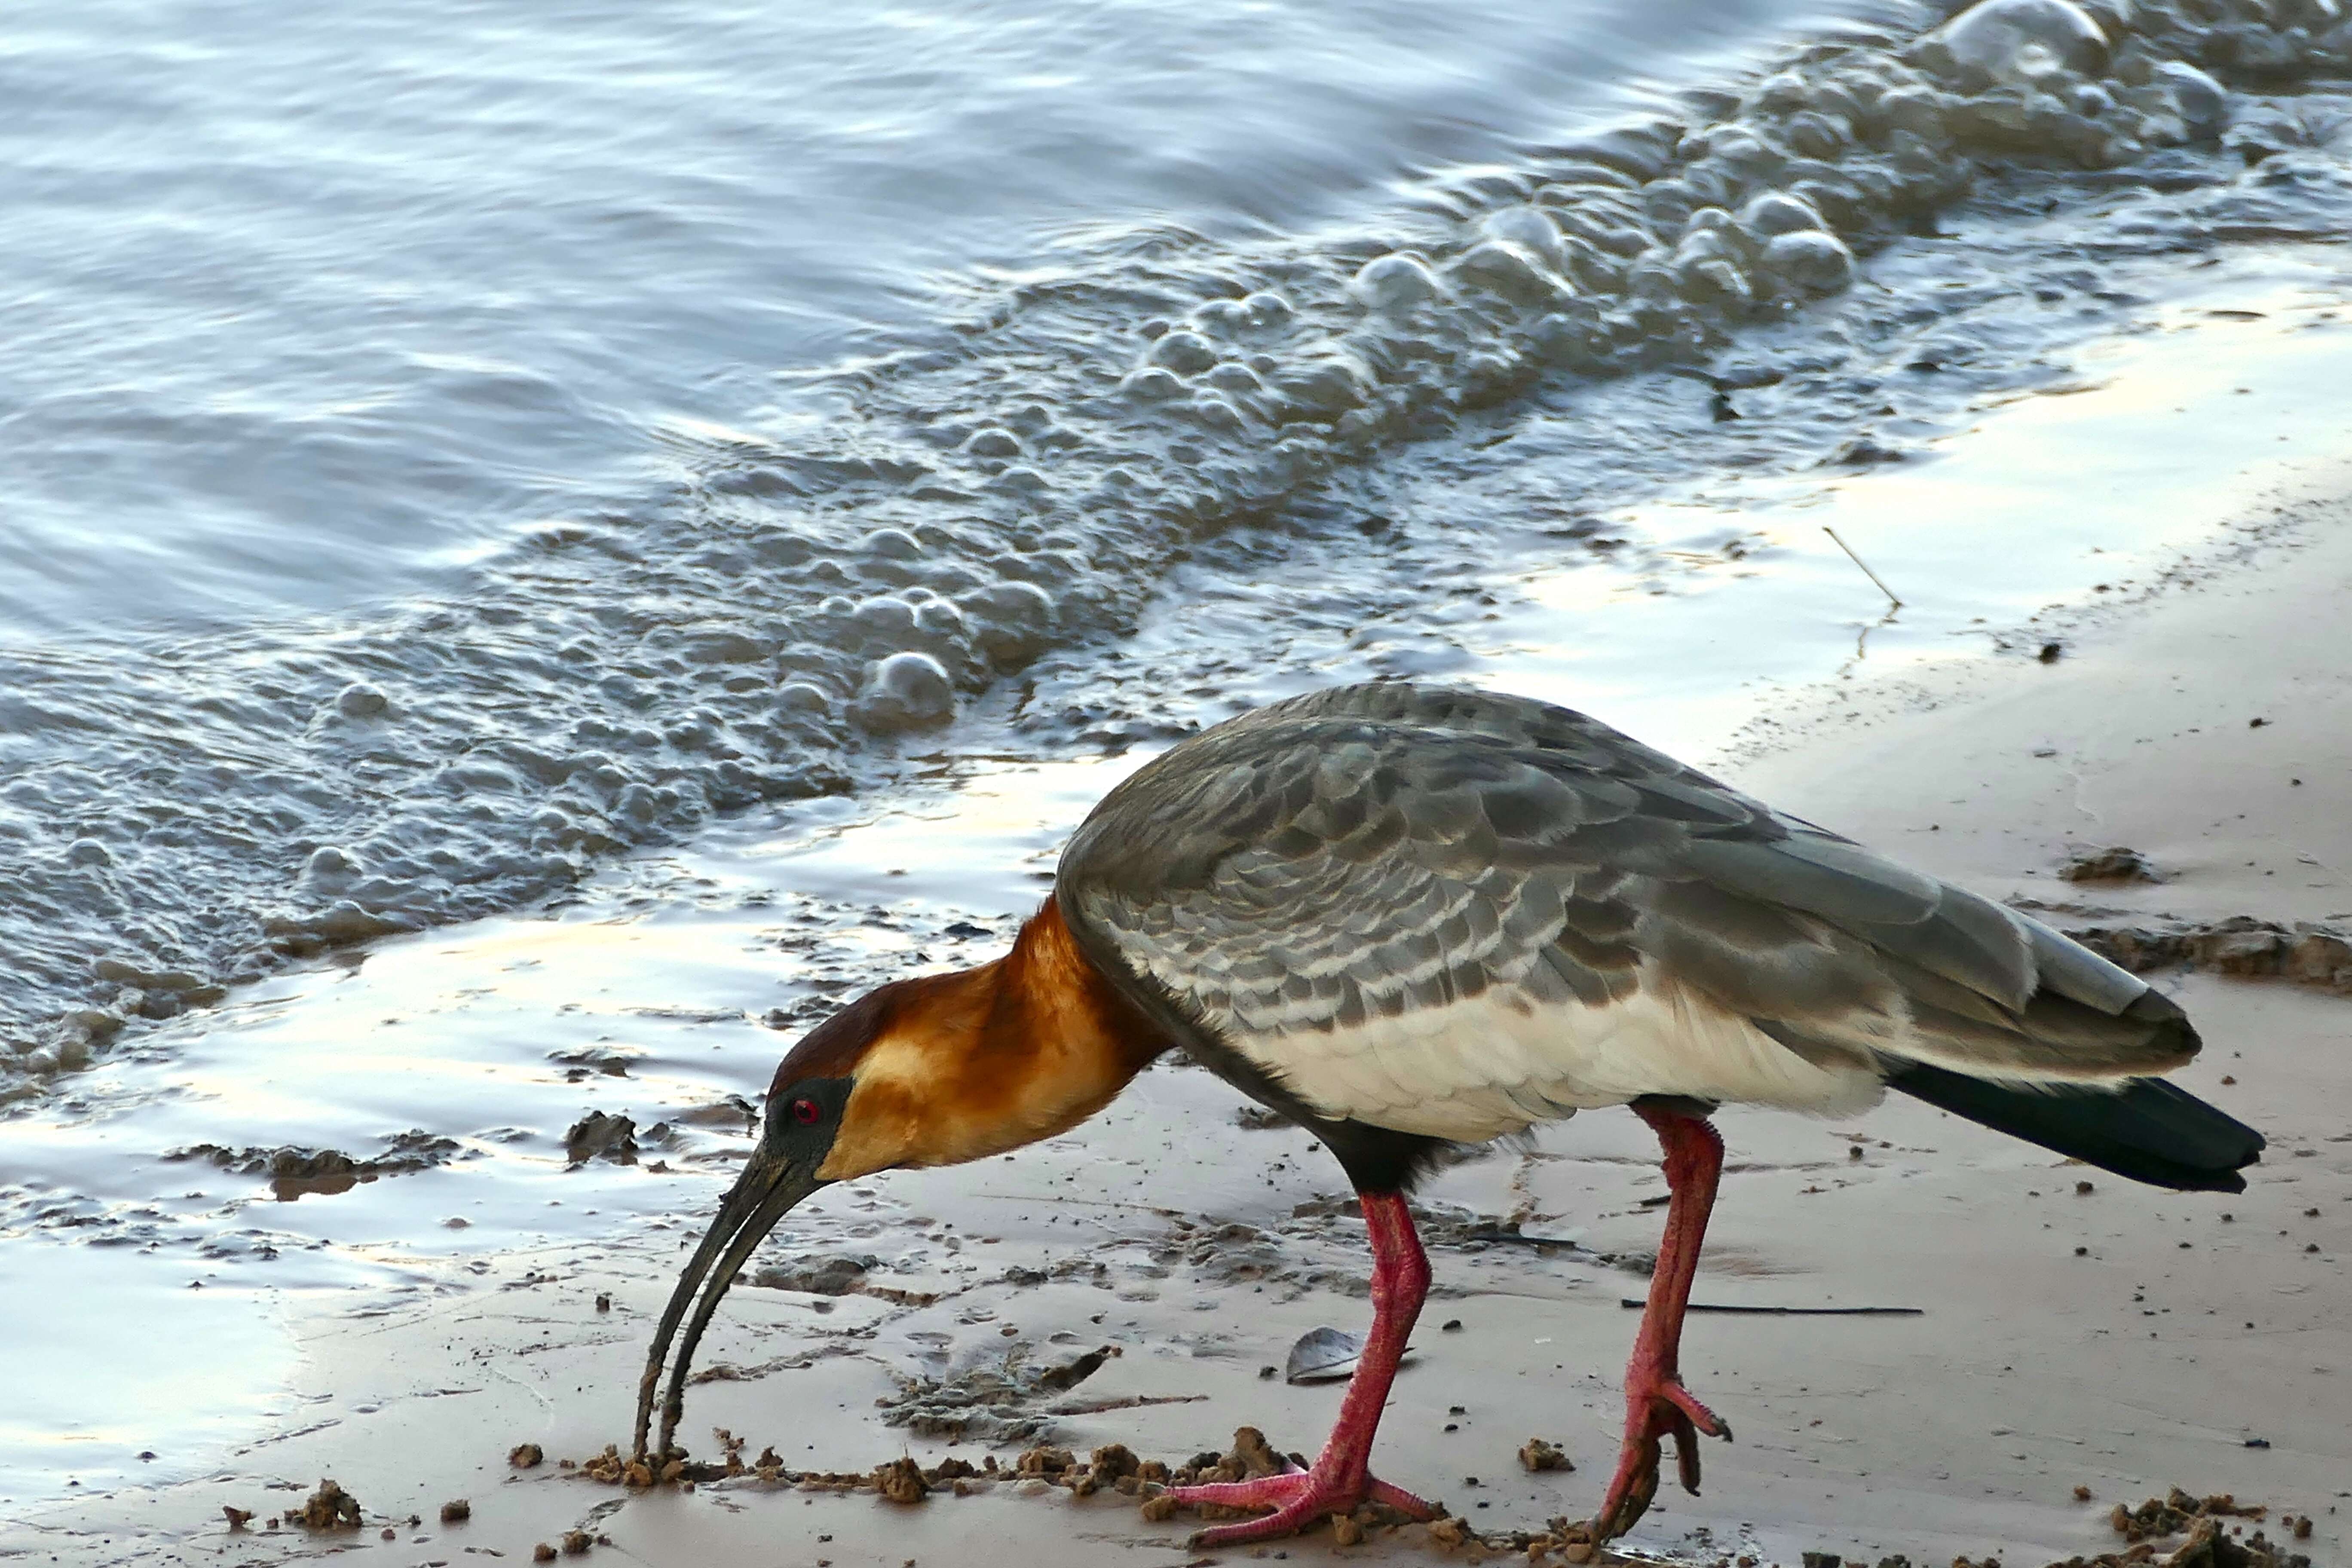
top-left (1620, 1298), bottom-right (1923, 1316)
top-left (1824, 525), bottom-right (1904, 608)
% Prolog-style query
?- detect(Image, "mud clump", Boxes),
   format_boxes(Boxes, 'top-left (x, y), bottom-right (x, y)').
top-left (575, 1439), bottom-right (1008, 1498)
top-left (292, 1479), bottom-right (362, 1529)
top-left (1518, 1437), bottom-right (1572, 1473)
top-left (2058, 916), bottom-right (2352, 995)
top-left (2052, 1519), bottom-right (2310, 1568)
top-left (1410, 1511), bottom-right (1604, 1559)
top-left (1208, 1426), bottom-right (1289, 1485)
top-left (750, 1254), bottom-right (875, 1295)
top-left (563, 1111), bottom-right (637, 1167)
top-left (2038, 1489), bottom-right (2314, 1568)
top-left (167, 1130), bottom-right (461, 1199)
top-left (874, 1457), bottom-right (929, 1504)
top-left (575, 1443), bottom-right (680, 1487)
top-left (1016, 1446), bottom-right (1076, 1479)
top-left (2110, 1488), bottom-right (2269, 1543)
top-left (2060, 846), bottom-right (2165, 884)
top-left (1072, 1443), bottom-right (1141, 1498)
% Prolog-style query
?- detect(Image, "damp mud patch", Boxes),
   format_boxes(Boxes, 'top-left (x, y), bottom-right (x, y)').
top-left (166, 1130), bottom-right (464, 1200)
top-left (876, 1344), bottom-right (1121, 1442)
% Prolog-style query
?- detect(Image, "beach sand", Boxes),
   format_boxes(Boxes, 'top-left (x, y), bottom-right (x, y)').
top-left (5, 474), bottom-right (2348, 1568)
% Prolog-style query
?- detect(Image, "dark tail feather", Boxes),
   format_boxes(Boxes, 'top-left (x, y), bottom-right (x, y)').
top-left (1889, 1063), bottom-right (2265, 1193)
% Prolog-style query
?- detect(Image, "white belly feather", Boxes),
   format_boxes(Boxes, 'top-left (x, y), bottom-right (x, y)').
top-left (1222, 965), bottom-right (1885, 1143)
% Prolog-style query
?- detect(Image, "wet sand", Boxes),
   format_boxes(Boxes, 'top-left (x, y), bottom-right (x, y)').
top-left (4, 445), bottom-right (2349, 1565)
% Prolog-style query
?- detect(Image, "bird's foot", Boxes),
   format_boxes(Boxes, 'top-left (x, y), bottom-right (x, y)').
top-left (1161, 1461), bottom-right (1436, 1547)
top-left (1589, 1372), bottom-right (1731, 1543)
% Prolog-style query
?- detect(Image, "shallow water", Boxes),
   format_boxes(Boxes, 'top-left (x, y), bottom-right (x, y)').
top-left (8, 0), bottom-right (2352, 1066)
top-left (6, 0), bottom-right (2352, 1539)
top-left (0, 0), bottom-right (1878, 642)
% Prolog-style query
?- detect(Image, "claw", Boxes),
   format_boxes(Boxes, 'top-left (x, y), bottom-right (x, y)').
top-left (1589, 1375), bottom-right (1733, 1544)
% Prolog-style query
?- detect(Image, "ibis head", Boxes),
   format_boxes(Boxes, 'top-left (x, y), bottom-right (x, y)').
top-left (632, 901), bottom-right (1168, 1459)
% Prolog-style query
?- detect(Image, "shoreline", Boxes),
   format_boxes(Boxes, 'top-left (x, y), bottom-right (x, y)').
top-left (5, 391), bottom-right (2351, 1568)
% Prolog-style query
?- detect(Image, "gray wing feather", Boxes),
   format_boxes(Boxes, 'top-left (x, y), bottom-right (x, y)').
top-left (1059, 683), bottom-right (2192, 1105)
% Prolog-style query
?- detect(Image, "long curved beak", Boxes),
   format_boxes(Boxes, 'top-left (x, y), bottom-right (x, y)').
top-left (632, 1144), bottom-right (826, 1461)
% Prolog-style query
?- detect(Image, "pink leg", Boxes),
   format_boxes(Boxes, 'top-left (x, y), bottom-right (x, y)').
top-left (1159, 1191), bottom-right (1438, 1546)
top-left (1591, 1102), bottom-right (1733, 1543)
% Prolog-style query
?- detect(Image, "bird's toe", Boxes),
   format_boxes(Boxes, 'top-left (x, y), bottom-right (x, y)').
top-left (1158, 1464), bottom-right (1433, 1547)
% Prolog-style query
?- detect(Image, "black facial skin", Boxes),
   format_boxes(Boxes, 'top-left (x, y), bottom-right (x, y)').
top-left (758, 1075), bottom-right (856, 1166)
top-left (632, 1075), bottom-right (854, 1460)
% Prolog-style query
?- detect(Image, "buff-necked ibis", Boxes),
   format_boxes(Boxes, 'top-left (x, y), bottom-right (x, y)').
top-left (633, 680), bottom-right (2263, 1545)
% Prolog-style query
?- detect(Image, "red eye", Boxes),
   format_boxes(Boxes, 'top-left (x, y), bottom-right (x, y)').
top-left (790, 1097), bottom-right (821, 1126)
